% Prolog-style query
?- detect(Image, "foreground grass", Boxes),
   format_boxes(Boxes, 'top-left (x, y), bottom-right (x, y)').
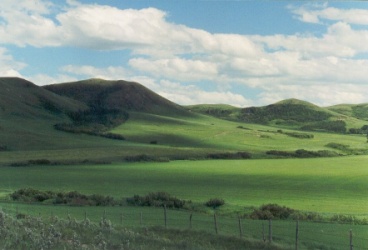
top-left (0, 204), bottom-right (366, 249)
top-left (0, 157), bottom-right (367, 215)
top-left (0, 210), bottom-right (287, 250)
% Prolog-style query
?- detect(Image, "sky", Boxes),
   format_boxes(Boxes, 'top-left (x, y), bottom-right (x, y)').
top-left (1, 0), bottom-right (368, 107)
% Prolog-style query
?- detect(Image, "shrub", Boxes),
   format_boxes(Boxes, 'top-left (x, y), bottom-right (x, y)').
top-left (205, 198), bottom-right (225, 209)
top-left (250, 204), bottom-right (295, 220)
top-left (126, 192), bottom-right (186, 209)
top-left (28, 159), bottom-right (51, 165)
top-left (207, 151), bottom-right (251, 160)
top-left (0, 145), bottom-right (7, 151)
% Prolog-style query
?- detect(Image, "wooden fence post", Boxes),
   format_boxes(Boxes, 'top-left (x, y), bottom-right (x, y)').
top-left (295, 220), bottom-right (299, 250)
top-left (84, 210), bottom-right (87, 221)
top-left (189, 213), bottom-right (193, 229)
top-left (214, 212), bottom-right (218, 234)
top-left (350, 229), bottom-right (353, 250)
top-left (164, 205), bottom-right (167, 228)
top-left (140, 212), bottom-right (143, 226)
top-left (120, 212), bottom-right (123, 225)
top-left (262, 222), bottom-right (266, 242)
top-left (238, 216), bottom-right (243, 238)
top-left (268, 219), bottom-right (272, 243)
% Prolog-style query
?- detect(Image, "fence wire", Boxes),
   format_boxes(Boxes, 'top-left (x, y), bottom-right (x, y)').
top-left (1, 205), bottom-right (367, 249)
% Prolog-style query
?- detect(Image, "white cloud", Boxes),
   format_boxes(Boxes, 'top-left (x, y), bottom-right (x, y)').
top-left (147, 79), bottom-right (251, 107)
top-left (27, 74), bottom-right (78, 86)
top-left (291, 5), bottom-right (368, 25)
top-left (61, 65), bottom-right (129, 80)
top-left (0, 47), bottom-right (25, 77)
top-left (257, 83), bottom-right (366, 107)
top-left (2, 1), bottom-right (368, 106)
top-left (129, 58), bottom-right (218, 82)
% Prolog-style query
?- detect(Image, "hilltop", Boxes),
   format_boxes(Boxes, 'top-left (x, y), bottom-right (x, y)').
top-left (189, 98), bottom-right (368, 133)
top-left (0, 77), bottom-right (86, 119)
top-left (44, 78), bottom-right (190, 117)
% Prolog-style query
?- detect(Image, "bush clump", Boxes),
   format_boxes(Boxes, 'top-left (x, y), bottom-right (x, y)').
top-left (205, 198), bottom-right (225, 209)
top-left (250, 204), bottom-right (295, 220)
top-left (207, 151), bottom-right (251, 160)
top-left (266, 149), bottom-right (339, 158)
top-left (10, 188), bottom-right (116, 206)
top-left (126, 192), bottom-right (186, 209)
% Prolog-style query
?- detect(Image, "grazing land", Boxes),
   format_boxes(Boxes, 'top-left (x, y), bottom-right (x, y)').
top-left (1, 77), bottom-right (368, 248)
top-left (0, 157), bottom-right (367, 215)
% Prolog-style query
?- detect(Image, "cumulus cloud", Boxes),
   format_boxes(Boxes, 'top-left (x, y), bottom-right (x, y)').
top-left (2, 1), bottom-right (368, 106)
top-left (257, 83), bottom-right (366, 107)
top-left (290, 5), bottom-right (368, 25)
top-left (0, 47), bottom-right (25, 77)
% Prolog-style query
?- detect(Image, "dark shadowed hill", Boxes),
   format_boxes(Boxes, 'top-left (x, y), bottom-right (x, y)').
top-left (44, 79), bottom-right (191, 117)
top-left (0, 77), bottom-right (87, 119)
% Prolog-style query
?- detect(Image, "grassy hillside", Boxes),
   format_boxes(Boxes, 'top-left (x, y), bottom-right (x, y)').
top-left (44, 78), bottom-right (191, 117)
top-left (0, 77), bottom-right (86, 118)
top-left (1, 77), bottom-right (368, 164)
top-left (188, 98), bottom-right (368, 133)
top-left (327, 103), bottom-right (368, 121)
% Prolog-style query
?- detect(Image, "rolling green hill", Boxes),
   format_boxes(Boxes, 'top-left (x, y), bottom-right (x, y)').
top-left (1, 77), bottom-right (368, 165)
top-left (189, 98), bottom-right (368, 133)
top-left (327, 103), bottom-right (368, 121)
top-left (44, 78), bottom-right (191, 117)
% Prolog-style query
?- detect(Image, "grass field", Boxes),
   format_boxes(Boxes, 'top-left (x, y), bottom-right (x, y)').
top-left (0, 156), bottom-right (367, 216)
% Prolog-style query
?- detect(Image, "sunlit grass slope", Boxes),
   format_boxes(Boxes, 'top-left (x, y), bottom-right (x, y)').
top-left (112, 112), bottom-right (368, 156)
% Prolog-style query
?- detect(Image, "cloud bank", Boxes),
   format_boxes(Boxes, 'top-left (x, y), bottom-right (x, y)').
top-left (1, 1), bottom-right (368, 106)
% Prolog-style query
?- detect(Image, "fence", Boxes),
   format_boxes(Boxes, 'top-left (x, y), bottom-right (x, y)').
top-left (1, 204), bottom-right (367, 250)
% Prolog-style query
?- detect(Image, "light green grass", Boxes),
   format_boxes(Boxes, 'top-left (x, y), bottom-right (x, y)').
top-left (0, 156), bottom-right (367, 215)
top-left (112, 112), bottom-right (368, 154)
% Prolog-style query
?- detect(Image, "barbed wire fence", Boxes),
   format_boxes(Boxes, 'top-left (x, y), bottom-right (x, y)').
top-left (1, 205), bottom-right (367, 249)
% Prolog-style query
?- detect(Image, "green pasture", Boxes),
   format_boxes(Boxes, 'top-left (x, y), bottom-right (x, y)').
top-left (113, 112), bottom-right (368, 154)
top-left (0, 156), bottom-right (367, 215)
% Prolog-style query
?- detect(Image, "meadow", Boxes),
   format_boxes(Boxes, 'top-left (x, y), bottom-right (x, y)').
top-left (0, 156), bottom-right (367, 215)
top-left (0, 156), bottom-right (367, 249)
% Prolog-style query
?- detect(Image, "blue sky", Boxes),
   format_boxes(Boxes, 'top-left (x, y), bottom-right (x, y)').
top-left (1, 0), bottom-right (368, 107)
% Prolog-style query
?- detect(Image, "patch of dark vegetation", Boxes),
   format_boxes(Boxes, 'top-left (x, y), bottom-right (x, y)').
top-left (9, 159), bottom-right (112, 167)
top-left (124, 154), bottom-right (170, 162)
top-left (266, 149), bottom-right (340, 158)
top-left (206, 151), bottom-right (252, 160)
top-left (278, 130), bottom-right (314, 139)
top-left (0, 145), bottom-right (7, 151)
top-left (205, 198), bottom-right (225, 209)
top-left (10, 188), bottom-right (117, 206)
top-left (325, 142), bottom-right (368, 155)
top-left (325, 142), bottom-right (350, 151)
top-left (54, 124), bottom-right (125, 140)
top-left (248, 204), bottom-right (368, 224)
top-left (54, 107), bottom-right (128, 139)
top-left (241, 102), bottom-right (331, 125)
top-left (38, 96), bottom-right (62, 114)
top-left (237, 125), bottom-right (252, 130)
top-left (126, 192), bottom-right (187, 209)
top-left (301, 120), bottom-right (346, 133)
top-left (348, 124), bottom-right (368, 134)
top-left (250, 204), bottom-right (295, 220)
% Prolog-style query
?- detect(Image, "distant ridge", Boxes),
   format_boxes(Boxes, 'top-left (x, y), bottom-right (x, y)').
top-left (44, 79), bottom-right (190, 117)
top-left (327, 103), bottom-right (368, 121)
